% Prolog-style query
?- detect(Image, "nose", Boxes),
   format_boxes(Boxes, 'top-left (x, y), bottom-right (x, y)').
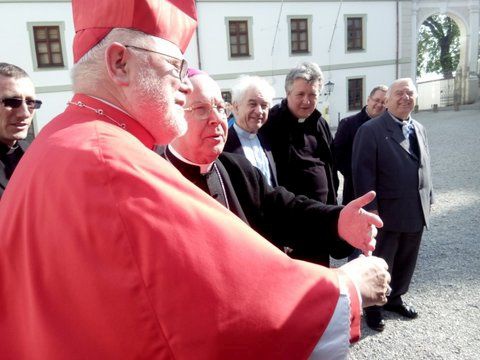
top-left (207, 109), bottom-right (223, 125)
top-left (252, 104), bottom-right (262, 115)
top-left (17, 100), bottom-right (33, 118)
top-left (301, 95), bottom-right (311, 104)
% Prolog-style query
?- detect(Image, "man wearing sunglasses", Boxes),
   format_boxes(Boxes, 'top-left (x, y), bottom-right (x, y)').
top-left (0, 62), bottom-right (41, 199)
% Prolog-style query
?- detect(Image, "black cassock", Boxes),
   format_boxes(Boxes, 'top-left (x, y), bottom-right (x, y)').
top-left (162, 146), bottom-right (353, 266)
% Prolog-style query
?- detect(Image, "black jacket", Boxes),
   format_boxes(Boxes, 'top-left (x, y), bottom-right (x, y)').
top-left (261, 99), bottom-right (339, 205)
top-left (333, 106), bottom-right (371, 204)
top-left (162, 146), bottom-right (352, 266)
top-left (352, 112), bottom-right (434, 232)
top-left (0, 140), bottom-right (29, 198)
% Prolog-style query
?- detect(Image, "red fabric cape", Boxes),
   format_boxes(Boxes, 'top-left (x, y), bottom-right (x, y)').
top-left (0, 94), bottom-right (340, 359)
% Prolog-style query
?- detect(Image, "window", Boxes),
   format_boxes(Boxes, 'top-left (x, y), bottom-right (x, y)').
top-left (348, 78), bottom-right (364, 111)
top-left (290, 18), bottom-right (309, 54)
top-left (33, 26), bottom-right (64, 67)
top-left (28, 22), bottom-right (68, 70)
top-left (221, 91), bottom-right (232, 104)
top-left (346, 16), bottom-right (364, 51)
top-left (228, 20), bottom-right (250, 57)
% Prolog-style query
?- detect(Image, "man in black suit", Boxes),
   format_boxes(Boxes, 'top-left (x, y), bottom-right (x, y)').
top-left (260, 62), bottom-right (338, 205)
top-left (163, 69), bottom-right (386, 267)
top-left (333, 85), bottom-right (388, 205)
top-left (0, 63), bottom-right (41, 199)
top-left (224, 75), bottom-right (277, 187)
top-left (352, 78), bottom-right (434, 331)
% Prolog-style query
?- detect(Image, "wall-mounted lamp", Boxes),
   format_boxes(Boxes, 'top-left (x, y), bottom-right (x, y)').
top-left (324, 80), bottom-right (335, 96)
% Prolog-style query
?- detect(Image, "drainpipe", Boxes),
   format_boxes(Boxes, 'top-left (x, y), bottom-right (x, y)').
top-left (395, 0), bottom-right (399, 79)
top-left (195, 1), bottom-right (202, 69)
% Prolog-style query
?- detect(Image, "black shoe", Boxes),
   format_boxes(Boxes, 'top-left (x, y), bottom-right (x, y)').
top-left (365, 311), bottom-right (385, 332)
top-left (383, 302), bottom-right (418, 319)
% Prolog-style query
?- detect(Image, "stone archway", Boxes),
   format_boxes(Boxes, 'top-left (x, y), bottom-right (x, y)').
top-left (406, 0), bottom-right (479, 104)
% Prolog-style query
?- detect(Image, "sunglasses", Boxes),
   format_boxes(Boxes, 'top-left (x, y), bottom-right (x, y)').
top-left (1, 97), bottom-right (42, 110)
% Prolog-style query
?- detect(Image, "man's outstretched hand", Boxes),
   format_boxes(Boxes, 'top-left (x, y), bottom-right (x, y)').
top-left (337, 191), bottom-right (383, 254)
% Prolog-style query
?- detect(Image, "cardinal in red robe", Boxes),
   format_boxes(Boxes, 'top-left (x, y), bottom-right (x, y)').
top-left (0, 0), bottom-right (388, 358)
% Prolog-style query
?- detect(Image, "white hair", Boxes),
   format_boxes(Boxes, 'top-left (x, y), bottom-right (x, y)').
top-left (386, 78), bottom-right (418, 98)
top-left (71, 28), bottom-right (154, 92)
top-left (231, 75), bottom-right (275, 105)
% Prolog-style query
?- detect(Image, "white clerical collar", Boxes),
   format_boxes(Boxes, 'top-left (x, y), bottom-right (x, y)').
top-left (167, 145), bottom-right (214, 174)
top-left (298, 118), bottom-right (306, 123)
top-left (233, 123), bottom-right (257, 139)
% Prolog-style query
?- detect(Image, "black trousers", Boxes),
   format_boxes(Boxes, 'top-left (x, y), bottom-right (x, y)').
top-left (366, 228), bottom-right (423, 314)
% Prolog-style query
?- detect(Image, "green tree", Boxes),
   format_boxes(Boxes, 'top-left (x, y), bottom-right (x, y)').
top-left (417, 15), bottom-right (460, 79)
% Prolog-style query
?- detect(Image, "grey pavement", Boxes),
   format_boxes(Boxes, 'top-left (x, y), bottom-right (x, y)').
top-left (341, 102), bottom-right (480, 359)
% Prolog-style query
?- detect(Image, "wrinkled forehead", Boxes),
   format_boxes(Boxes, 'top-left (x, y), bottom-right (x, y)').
top-left (244, 86), bottom-right (271, 103)
top-left (392, 81), bottom-right (415, 93)
top-left (0, 75), bottom-right (35, 97)
top-left (188, 75), bottom-right (222, 104)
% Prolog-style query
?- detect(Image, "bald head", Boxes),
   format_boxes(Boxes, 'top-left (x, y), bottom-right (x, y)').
top-left (171, 73), bottom-right (229, 164)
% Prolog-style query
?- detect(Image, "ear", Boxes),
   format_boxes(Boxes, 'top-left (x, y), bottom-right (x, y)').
top-left (232, 101), bottom-right (240, 115)
top-left (105, 43), bottom-right (131, 86)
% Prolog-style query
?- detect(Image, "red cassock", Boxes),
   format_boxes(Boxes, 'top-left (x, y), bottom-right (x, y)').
top-left (0, 95), bottom-right (345, 359)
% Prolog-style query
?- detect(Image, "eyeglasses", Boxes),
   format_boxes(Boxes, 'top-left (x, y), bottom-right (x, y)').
top-left (1, 97), bottom-right (42, 110)
top-left (184, 102), bottom-right (231, 120)
top-left (124, 45), bottom-right (188, 81)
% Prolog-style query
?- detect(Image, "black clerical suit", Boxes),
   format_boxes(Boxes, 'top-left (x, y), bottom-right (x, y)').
top-left (333, 106), bottom-right (371, 205)
top-left (352, 111), bottom-right (433, 308)
top-left (223, 125), bottom-right (278, 186)
top-left (260, 99), bottom-right (339, 205)
top-left (162, 146), bottom-right (353, 266)
top-left (0, 140), bottom-right (29, 199)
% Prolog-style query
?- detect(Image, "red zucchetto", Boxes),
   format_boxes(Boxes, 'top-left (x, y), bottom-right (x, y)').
top-left (72, 0), bottom-right (197, 62)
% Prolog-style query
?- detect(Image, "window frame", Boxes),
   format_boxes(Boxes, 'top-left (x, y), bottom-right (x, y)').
top-left (345, 15), bottom-right (367, 52)
top-left (288, 16), bottom-right (312, 55)
top-left (27, 21), bottom-right (68, 71)
top-left (221, 90), bottom-right (232, 104)
top-left (226, 17), bottom-right (253, 60)
top-left (347, 77), bottom-right (365, 111)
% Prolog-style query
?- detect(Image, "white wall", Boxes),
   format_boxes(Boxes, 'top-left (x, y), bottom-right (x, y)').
top-left (1, 0), bottom-right (401, 131)
top-left (33, 90), bottom-right (72, 134)
top-left (193, 1), bottom-right (398, 125)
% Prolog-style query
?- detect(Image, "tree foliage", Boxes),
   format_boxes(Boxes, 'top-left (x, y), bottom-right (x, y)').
top-left (417, 15), bottom-right (460, 79)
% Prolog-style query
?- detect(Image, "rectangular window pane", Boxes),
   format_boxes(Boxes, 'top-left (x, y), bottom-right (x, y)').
top-left (37, 42), bottom-right (48, 54)
top-left (348, 78), bottom-right (363, 111)
top-left (48, 28), bottom-right (59, 39)
top-left (38, 53), bottom-right (50, 66)
top-left (50, 41), bottom-right (61, 52)
top-left (52, 53), bottom-right (63, 64)
top-left (347, 17), bottom-right (363, 50)
top-left (291, 19), bottom-right (309, 54)
top-left (34, 25), bottom-right (64, 67)
top-left (229, 20), bottom-right (249, 57)
top-left (34, 28), bottom-right (47, 40)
